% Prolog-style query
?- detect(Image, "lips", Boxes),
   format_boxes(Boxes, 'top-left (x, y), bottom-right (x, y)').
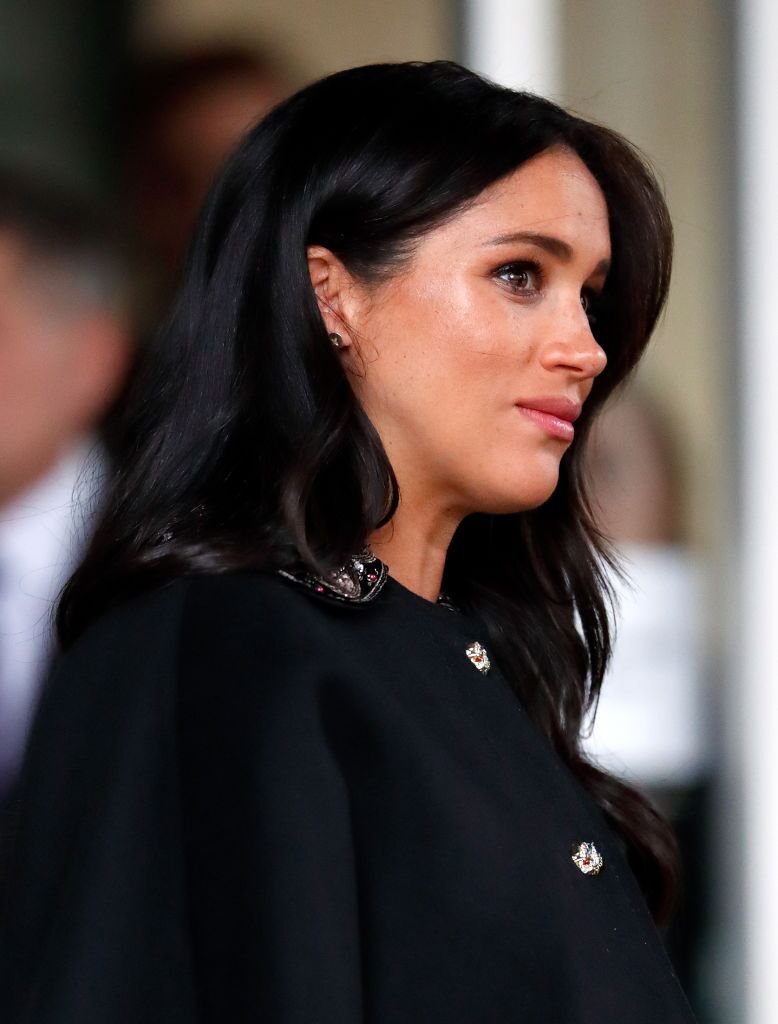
top-left (515, 396), bottom-right (583, 442)
top-left (516, 396), bottom-right (582, 423)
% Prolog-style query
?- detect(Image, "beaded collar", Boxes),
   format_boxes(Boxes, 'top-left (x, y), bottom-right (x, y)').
top-left (277, 549), bottom-right (388, 604)
top-left (277, 549), bottom-right (459, 611)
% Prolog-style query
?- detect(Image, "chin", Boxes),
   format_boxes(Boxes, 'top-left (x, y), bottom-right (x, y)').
top-left (469, 473), bottom-right (561, 516)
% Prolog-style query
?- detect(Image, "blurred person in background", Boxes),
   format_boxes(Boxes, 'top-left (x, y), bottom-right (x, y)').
top-left (123, 45), bottom-right (290, 304)
top-left (0, 169), bottom-right (135, 804)
top-left (583, 385), bottom-right (711, 1014)
top-left (583, 386), bottom-right (708, 787)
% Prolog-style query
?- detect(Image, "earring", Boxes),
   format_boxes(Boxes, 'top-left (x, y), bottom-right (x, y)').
top-left (329, 332), bottom-right (344, 349)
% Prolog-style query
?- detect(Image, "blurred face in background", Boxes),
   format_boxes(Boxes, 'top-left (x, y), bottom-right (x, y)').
top-left (584, 388), bottom-right (681, 545)
top-left (0, 232), bottom-right (130, 506)
top-left (131, 70), bottom-right (286, 280)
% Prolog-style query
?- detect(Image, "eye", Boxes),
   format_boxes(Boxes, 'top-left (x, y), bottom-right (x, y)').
top-left (581, 289), bottom-right (600, 325)
top-left (494, 260), bottom-right (542, 294)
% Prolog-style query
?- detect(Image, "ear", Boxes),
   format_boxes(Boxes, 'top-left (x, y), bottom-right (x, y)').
top-left (306, 245), bottom-right (357, 343)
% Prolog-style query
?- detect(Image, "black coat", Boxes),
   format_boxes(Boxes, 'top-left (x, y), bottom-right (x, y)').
top-left (0, 570), bottom-right (696, 1022)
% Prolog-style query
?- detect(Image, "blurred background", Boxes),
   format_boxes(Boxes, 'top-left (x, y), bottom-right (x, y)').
top-left (1, 0), bottom-right (774, 1020)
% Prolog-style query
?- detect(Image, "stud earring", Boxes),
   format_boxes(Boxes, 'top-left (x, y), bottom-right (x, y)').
top-left (329, 332), bottom-right (344, 349)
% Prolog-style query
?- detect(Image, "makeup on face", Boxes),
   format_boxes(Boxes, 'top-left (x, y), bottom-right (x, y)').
top-left (341, 148), bottom-right (612, 517)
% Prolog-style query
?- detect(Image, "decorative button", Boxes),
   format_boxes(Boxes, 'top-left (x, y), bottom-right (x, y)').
top-left (465, 641), bottom-right (490, 674)
top-left (572, 841), bottom-right (604, 876)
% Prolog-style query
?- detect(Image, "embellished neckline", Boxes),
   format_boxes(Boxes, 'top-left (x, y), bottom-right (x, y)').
top-left (277, 549), bottom-right (388, 604)
top-left (276, 549), bottom-right (459, 611)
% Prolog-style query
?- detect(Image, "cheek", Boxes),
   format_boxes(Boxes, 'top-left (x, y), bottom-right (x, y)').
top-left (0, 330), bottom-right (71, 427)
top-left (363, 280), bottom-right (541, 444)
top-left (356, 301), bottom-right (567, 511)
top-left (383, 281), bottom-right (514, 385)
top-left (371, 320), bottom-right (490, 430)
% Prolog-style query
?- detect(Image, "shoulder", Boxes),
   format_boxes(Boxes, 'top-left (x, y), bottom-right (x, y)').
top-left (27, 571), bottom-right (357, 789)
top-left (63, 570), bottom-right (335, 667)
top-left (176, 571), bottom-right (348, 702)
top-left (43, 572), bottom-right (341, 720)
top-left (181, 569), bottom-right (342, 642)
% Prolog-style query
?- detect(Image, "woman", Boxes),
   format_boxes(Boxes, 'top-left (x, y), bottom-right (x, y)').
top-left (0, 62), bottom-right (694, 1022)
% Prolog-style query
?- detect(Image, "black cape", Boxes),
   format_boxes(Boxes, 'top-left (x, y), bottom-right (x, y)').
top-left (0, 571), bottom-right (696, 1022)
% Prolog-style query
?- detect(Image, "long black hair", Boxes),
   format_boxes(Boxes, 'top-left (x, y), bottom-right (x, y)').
top-left (59, 61), bottom-right (675, 920)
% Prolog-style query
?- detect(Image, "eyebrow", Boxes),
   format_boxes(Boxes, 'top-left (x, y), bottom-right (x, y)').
top-left (484, 231), bottom-right (611, 276)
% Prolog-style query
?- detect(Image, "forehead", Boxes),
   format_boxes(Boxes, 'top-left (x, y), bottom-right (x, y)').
top-left (426, 147), bottom-right (611, 259)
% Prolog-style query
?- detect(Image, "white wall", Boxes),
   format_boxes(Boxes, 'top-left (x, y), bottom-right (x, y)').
top-left (736, 3), bottom-right (778, 1020)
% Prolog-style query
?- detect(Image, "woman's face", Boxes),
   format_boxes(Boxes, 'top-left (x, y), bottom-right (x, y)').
top-left (337, 146), bottom-right (611, 517)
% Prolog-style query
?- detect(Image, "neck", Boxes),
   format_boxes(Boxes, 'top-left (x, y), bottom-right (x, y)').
top-left (368, 494), bottom-right (464, 603)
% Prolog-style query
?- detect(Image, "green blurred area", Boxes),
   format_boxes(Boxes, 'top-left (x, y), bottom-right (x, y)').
top-left (0, 0), bottom-right (129, 190)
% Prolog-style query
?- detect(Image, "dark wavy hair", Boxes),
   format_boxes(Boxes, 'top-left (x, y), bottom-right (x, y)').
top-left (58, 61), bottom-right (675, 921)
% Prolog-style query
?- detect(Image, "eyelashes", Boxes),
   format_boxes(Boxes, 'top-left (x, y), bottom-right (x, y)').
top-left (493, 259), bottom-right (543, 294)
top-left (580, 289), bottom-right (599, 325)
top-left (492, 259), bottom-right (602, 325)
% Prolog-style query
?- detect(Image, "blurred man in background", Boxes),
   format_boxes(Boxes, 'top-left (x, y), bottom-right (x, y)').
top-left (0, 169), bottom-right (135, 800)
top-left (0, 43), bottom-right (288, 801)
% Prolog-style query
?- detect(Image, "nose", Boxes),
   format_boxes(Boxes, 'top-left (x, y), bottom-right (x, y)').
top-left (539, 310), bottom-right (608, 380)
